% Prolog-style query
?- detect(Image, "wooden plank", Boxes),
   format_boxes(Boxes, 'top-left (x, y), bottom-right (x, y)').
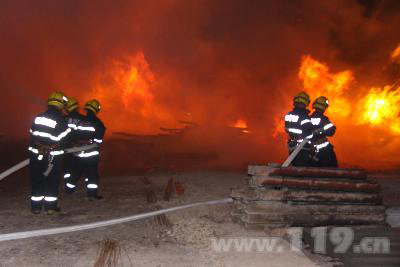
top-left (243, 212), bottom-right (386, 226)
top-left (232, 187), bottom-right (382, 204)
top-left (261, 177), bottom-right (380, 193)
top-left (269, 166), bottom-right (367, 179)
top-left (283, 190), bottom-right (382, 204)
top-left (248, 165), bottom-right (277, 176)
top-left (244, 203), bottom-right (386, 214)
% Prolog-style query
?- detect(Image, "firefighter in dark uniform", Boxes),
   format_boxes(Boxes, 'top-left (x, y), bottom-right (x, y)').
top-left (310, 96), bottom-right (338, 167)
top-left (28, 92), bottom-right (71, 214)
top-left (67, 99), bottom-right (106, 200)
top-left (63, 97), bottom-right (86, 193)
top-left (284, 92), bottom-right (314, 167)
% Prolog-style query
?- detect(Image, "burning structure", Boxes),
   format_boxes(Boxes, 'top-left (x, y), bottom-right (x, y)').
top-left (0, 0), bottom-right (400, 170)
top-left (1, 1), bottom-right (400, 267)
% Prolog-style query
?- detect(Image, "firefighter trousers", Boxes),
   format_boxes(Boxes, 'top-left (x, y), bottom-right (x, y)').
top-left (64, 153), bottom-right (100, 197)
top-left (313, 144), bottom-right (338, 168)
top-left (30, 154), bottom-right (61, 211)
top-left (64, 154), bottom-right (83, 193)
top-left (288, 144), bottom-right (313, 167)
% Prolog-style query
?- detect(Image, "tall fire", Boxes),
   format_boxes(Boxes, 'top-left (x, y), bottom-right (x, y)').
top-left (86, 50), bottom-right (400, 169)
top-left (0, 0), bottom-right (400, 172)
top-left (87, 52), bottom-right (176, 134)
top-left (298, 54), bottom-right (400, 133)
top-left (359, 86), bottom-right (400, 134)
top-left (289, 52), bottom-right (400, 169)
top-left (2, 2), bottom-right (400, 265)
top-left (298, 54), bottom-right (400, 135)
top-left (298, 55), bottom-right (353, 118)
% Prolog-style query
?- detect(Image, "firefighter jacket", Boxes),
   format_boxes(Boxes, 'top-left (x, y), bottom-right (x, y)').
top-left (74, 110), bottom-right (106, 158)
top-left (65, 110), bottom-right (86, 145)
top-left (284, 107), bottom-right (313, 149)
top-left (310, 111), bottom-right (336, 151)
top-left (28, 106), bottom-right (71, 159)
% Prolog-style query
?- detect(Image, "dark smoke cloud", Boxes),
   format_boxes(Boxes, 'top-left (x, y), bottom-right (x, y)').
top-left (1, 0), bottom-right (400, 168)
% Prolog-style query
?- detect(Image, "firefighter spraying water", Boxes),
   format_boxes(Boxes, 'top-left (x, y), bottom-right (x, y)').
top-left (23, 92), bottom-right (107, 214)
top-left (284, 92), bottom-right (314, 167)
top-left (29, 92), bottom-right (71, 214)
top-left (63, 97), bottom-right (86, 193)
top-left (310, 96), bottom-right (338, 167)
top-left (63, 99), bottom-right (106, 200)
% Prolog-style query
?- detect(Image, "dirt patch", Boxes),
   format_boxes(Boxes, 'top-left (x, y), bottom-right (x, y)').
top-left (0, 170), bottom-right (330, 266)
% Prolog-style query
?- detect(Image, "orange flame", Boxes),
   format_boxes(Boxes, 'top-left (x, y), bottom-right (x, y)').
top-left (231, 118), bottom-right (251, 133)
top-left (359, 86), bottom-right (400, 134)
top-left (298, 55), bottom-right (400, 135)
top-left (232, 118), bottom-right (248, 129)
top-left (88, 52), bottom-right (174, 133)
top-left (298, 55), bottom-right (353, 117)
top-left (391, 44), bottom-right (400, 63)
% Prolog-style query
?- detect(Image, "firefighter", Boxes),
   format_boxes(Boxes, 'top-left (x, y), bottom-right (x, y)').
top-left (74, 99), bottom-right (106, 200)
top-left (284, 91), bottom-right (314, 167)
top-left (28, 91), bottom-right (71, 214)
top-left (63, 97), bottom-right (86, 193)
top-left (310, 96), bottom-right (338, 167)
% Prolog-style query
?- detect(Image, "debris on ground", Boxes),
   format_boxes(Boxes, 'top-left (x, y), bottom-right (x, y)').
top-left (94, 239), bottom-right (131, 267)
top-left (163, 178), bottom-right (174, 201)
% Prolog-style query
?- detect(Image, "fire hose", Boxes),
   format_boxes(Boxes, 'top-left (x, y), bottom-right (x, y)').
top-left (0, 129), bottom-right (305, 241)
top-left (0, 144), bottom-right (98, 181)
top-left (282, 139), bottom-right (308, 167)
top-left (0, 198), bottom-right (233, 242)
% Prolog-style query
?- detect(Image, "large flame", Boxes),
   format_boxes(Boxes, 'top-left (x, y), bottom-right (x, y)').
top-left (297, 55), bottom-right (400, 135)
top-left (88, 52), bottom-right (175, 134)
top-left (298, 55), bottom-right (353, 117)
top-left (118, 53), bottom-right (155, 115)
top-left (359, 86), bottom-right (400, 134)
top-left (271, 54), bottom-right (400, 168)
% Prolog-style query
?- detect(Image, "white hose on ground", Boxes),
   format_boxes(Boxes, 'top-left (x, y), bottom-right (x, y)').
top-left (0, 159), bottom-right (30, 181)
top-left (0, 198), bottom-right (233, 242)
top-left (0, 144), bottom-right (98, 181)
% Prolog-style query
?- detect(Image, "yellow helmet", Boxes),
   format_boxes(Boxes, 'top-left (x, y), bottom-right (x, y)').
top-left (66, 97), bottom-right (79, 112)
top-left (48, 91), bottom-right (68, 109)
top-left (85, 99), bottom-right (101, 113)
top-left (293, 91), bottom-right (310, 106)
top-left (313, 96), bottom-right (329, 111)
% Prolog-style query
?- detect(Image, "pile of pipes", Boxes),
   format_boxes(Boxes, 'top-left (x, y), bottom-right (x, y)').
top-left (231, 164), bottom-right (386, 230)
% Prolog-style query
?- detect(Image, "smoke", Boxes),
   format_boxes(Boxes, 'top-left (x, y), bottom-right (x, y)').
top-left (1, 0), bottom-right (400, 169)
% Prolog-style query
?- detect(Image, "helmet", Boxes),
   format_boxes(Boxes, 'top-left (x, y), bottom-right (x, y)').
top-left (85, 99), bottom-right (101, 113)
top-left (293, 91), bottom-right (310, 106)
top-left (48, 91), bottom-right (68, 109)
top-left (313, 96), bottom-right (329, 111)
top-left (66, 97), bottom-right (79, 112)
